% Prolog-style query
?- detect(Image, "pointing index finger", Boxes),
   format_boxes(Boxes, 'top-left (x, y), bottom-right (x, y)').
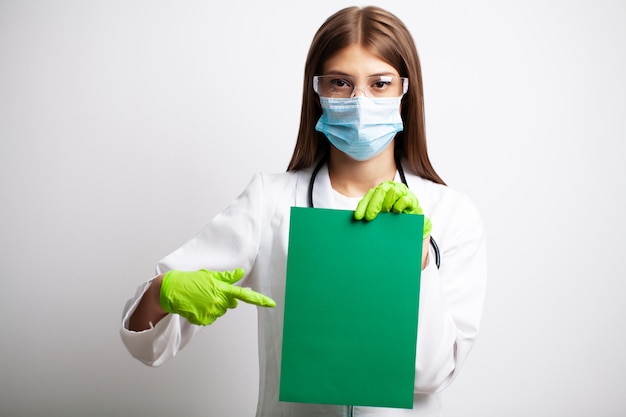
top-left (230, 286), bottom-right (276, 308)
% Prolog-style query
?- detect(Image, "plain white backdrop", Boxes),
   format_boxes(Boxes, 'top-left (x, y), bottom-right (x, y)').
top-left (1, 1), bottom-right (625, 416)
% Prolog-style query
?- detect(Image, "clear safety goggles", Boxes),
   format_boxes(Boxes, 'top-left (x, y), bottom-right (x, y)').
top-left (313, 74), bottom-right (409, 98)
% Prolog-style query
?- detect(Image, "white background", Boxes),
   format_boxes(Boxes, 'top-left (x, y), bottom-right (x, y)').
top-left (1, 1), bottom-right (625, 416)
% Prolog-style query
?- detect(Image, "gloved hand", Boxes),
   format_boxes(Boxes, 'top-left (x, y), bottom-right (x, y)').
top-left (354, 181), bottom-right (432, 239)
top-left (160, 268), bottom-right (276, 326)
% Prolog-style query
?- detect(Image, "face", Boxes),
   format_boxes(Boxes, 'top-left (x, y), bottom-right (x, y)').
top-left (316, 44), bottom-right (405, 164)
top-left (321, 44), bottom-right (401, 98)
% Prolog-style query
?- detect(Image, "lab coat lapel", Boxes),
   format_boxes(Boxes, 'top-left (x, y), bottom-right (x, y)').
top-left (294, 162), bottom-right (336, 209)
top-left (309, 163), bottom-right (335, 209)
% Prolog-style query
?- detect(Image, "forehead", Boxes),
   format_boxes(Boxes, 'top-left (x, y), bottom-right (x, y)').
top-left (322, 44), bottom-right (398, 76)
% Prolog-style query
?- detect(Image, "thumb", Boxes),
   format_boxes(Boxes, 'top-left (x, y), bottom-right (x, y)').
top-left (354, 187), bottom-right (376, 220)
top-left (228, 286), bottom-right (277, 308)
top-left (210, 268), bottom-right (246, 285)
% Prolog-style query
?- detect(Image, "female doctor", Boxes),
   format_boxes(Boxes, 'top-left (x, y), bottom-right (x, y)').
top-left (121, 6), bottom-right (487, 417)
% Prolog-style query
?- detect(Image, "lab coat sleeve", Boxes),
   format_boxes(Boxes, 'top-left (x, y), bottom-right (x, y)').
top-left (413, 191), bottom-right (487, 393)
top-left (120, 280), bottom-right (205, 366)
top-left (120, 173), bottom-right (265, 367)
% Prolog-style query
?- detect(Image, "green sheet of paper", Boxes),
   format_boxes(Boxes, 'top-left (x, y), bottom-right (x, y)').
top-left (279, 207), bottom-right (423, 409)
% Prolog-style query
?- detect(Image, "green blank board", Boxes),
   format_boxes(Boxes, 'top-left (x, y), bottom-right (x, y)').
top-left (279, 207), bottom-right (423, 409)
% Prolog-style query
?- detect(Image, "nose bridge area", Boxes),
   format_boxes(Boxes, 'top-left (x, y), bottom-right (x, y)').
top-left (351, 85), bottom-right (369, 98)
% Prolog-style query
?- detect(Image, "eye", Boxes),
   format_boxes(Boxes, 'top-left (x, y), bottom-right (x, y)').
top-left (370, 76), bottom-right (394, 91)
top-left (328, 78), bottom-right (353, 90)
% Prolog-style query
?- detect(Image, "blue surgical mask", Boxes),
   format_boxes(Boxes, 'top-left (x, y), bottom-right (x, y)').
top-left (315, 96), bottom-right (404, 161)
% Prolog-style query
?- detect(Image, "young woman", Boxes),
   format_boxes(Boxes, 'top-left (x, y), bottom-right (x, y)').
top-left (121, 6), bottom-right (487, 416)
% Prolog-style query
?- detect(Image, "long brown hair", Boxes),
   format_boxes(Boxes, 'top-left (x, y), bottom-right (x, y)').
top-left (286, 6), bottom-right (445, 185)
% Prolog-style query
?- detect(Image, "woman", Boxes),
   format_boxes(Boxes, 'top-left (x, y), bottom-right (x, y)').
top-left (121, 6), bottom-right (487, 416)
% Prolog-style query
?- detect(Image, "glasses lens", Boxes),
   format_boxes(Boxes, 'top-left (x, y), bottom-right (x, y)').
top-left (314, 75), bottom-right (407, 98)
top-left (314, 76), bottom-right (354, 98)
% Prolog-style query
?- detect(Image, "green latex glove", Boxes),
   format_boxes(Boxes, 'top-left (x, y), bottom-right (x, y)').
top-left (160, 268), bottom-right (276, 326)
top-left (354, 181), bottom-right (432, 239)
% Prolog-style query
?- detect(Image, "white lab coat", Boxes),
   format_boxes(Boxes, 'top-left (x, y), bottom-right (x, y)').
top-left (120, 162), bottom-right (487, 417)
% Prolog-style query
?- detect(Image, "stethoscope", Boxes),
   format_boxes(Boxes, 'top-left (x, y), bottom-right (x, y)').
top-left (307, 154), bottom-right (441, 269)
